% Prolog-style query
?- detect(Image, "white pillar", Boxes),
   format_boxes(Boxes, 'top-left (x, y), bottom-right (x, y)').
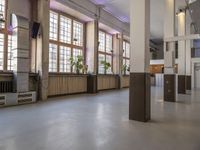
top-left (113, 33), bottom-right (123, 75)
top-left (129, 0), bottom-right (151, 122)
top-left (186, 11), bottom-right (192, 76)
top-left (164, 0), bottom-right (177, 102)
top-left (12, 14), bottom-right (30, 92)
top-left (86, 20), bottom-right (99, 74)
top-left (178, 12), bottom-right (186, 75)
top-left (130, 0), bottom-right (150, 73)
top-left (164, 0), bottom-right (176, 74)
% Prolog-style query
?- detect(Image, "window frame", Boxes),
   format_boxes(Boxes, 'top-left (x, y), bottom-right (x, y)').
top-left (49, 9), bottom-right (86, 73)
top-left (122, 40), bottom-right (130, 75)
top-left (98, 29), bottom-right (113, 74)
top-left (0, 0), bottom-right (12, 71)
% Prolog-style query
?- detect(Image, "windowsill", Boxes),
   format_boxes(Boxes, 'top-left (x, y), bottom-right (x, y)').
top-left (49, 72), bottom-right (88, 77)
top-left (98, 74), bottom-right (118, 76)
top-left (122, 74), bottom-right (130, 77)
top-left (0, 71), bottom-right (13, 76)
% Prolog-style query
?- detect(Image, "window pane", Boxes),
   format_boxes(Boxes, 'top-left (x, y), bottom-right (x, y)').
top-left (0, 33), bottom-right (4, 70)
top-left (123, 59), bottom-right (126, 66)
top-left (73, 48), bottom-right (83, 60)
top-left (99, 31), bottom-right (105, 52)
top-left (98, 54), bottom-right (105, 74)
top-left (123, 41), bottom-right (126, 57)
top-left (60, 46), bottom-right (71, 72)
top-left (73, 21), bottom-right (83, 46)
top-left (126, 42), bottom-right (130, 58)
top-left (49, 11), bottom-right (58, 41)
top-left (106, 34), bottom-right (112, 53)
top-left (106, 55), bottom-right (112, 74)
top-left (73, 48), bottom-right (83, 72)
top-left (49, 43), bottom-right (57, 72)
top-left (7, 35), bottom-right (13, 70)
top-left (0, 0), bottom-right (5, 29)
top-left (126, 59), bottom-right (130, 74)
top-left (60, 15), bottom-right (72, 44)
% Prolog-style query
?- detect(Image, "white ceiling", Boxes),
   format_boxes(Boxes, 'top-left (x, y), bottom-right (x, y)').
top-left (89, 0), bottom-right (187, 40)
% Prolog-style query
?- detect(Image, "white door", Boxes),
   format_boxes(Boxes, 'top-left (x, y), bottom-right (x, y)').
top-left (195, 64), bottom-right (200, 89)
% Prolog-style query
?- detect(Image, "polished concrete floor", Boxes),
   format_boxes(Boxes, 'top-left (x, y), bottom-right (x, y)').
top-left (0, 87), bottom-right (200, 150)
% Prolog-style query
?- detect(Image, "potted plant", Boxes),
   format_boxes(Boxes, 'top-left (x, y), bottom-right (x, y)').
top-left (101, 60), bottom-right (111, 74)
top-left (122, 64), bottom-right (130, 75)
top-left (122, 64), bottom-right (128, 75)
top-left (70, 55), bottom-right (84, 74)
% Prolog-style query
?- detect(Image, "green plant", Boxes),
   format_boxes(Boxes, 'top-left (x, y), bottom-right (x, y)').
top-left (70, 55), bottom-right (84, 74)
top-left (101, 60), bottom-right (111, 74)
top-left (122, 64), bottom-right (130, 75)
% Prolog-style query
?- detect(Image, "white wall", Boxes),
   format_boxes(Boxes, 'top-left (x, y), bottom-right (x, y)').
top-left (191, 58), bottom-right (200, 88)
top-left (150, 59), bottom-right (179, 65)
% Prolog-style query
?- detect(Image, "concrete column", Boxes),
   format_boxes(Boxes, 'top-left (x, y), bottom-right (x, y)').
top-left (177, 11), bottom-right (187, 94)
top-left (185, 10), bottom-right (192, 91)
top-left (164, 0), bottom-right (176, 102)
top-left (30, 0), bottom-right (38, 73)
top-left (129, 0), bottom-right (151, 122)
top-left (36, 0), bottom-right (50, 100)
top-left (86, 20), bottom-right (99, 93)
top-left (12, 14), bottom-right (30, 92)
top-left (86, 20), bottom-right (99, 74)
top-left (113, 33), bottom-right (123, 89)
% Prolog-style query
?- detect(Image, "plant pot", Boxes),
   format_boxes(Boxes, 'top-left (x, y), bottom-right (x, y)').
top-left (76, 69), bottom-right (80, 74)
top-left (124, 70), bottom-right (126, 76)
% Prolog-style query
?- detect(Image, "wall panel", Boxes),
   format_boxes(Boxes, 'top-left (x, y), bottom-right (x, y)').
top-left (48, 74), bottom-right (87, 96)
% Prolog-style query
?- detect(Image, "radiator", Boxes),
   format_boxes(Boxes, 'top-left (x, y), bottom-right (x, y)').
top-left (0, 95), bottom-right (6, 106)
top-left (17, 92), bottom-right (35, 104)
top-left (0, 81), bottom-right (13, 93)
top-left (0, 92), bottom-right (37, 107)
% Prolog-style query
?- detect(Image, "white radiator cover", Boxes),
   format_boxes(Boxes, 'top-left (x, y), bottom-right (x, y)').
top-left (0, 91), bottom-right (36, 107)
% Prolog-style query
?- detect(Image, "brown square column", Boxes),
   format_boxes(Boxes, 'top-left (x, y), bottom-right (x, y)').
top-left (129, 0), bottom-right (151, 122)
top-left (164, 0), bottom-right (177, 102)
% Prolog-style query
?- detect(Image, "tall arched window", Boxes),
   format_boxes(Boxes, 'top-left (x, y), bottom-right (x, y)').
top-left (0, 0), bottom-right (13, 71)
top-left (49, 10), bottom-right (85, 73)
top-left (123, 40), bottom-right (130, 74)
top-left (98, 30), bottom-right (113, 74)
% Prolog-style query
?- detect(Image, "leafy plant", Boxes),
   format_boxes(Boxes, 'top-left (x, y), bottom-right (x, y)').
top-left (122, 64), bottom-right (130, 75)
top-left (101, 60), bottom-right (111, 74)
top-left (70, 55), bottom-right (84, 74)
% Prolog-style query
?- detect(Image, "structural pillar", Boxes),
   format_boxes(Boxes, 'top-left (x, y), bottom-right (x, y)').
top-left (164, 0), bottom-right (176, 102)
top-left (12, 14), bottom-right (30, 92)
top-left (129, 0), bottom-right (151, 122)
top-left (113, 33), bottom-right (123, 89)
top-left (177, 10), bottom-right (187, 94)
top-left (185, 10), bottom-right (192, 92)
top-left (36, 0), bottom-right (50, 100)
top-left (86, 20), bottom-right (99, 93)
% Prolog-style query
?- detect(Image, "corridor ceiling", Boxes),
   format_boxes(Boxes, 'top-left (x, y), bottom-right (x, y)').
top-left (89, 0), bottom-right (187, 41)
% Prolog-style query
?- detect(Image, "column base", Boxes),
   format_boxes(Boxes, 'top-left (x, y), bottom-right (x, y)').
top-left (186, 75), bottom-right (191, 91)
top-left (178, 75), bottom-right (186, 94)
top-left (129, 73), bottom-right (151, 122)
top-left (117, 75), bottom-right (121, 89)
top-left (87, 75), bottom-right (98, 93)
top-left (164, 74), bottom-right (176, 102)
